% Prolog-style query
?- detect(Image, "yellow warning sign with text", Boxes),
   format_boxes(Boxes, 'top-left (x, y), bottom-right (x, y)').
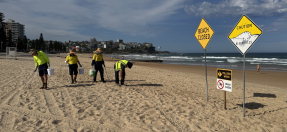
top-left (228, 15), bottom-right (263, 55)
top-left (195, 18), bottom-right (214, 49)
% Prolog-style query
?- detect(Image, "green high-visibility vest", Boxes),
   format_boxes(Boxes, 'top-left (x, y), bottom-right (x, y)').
top-left (115, 60), bottom-right (128, 71)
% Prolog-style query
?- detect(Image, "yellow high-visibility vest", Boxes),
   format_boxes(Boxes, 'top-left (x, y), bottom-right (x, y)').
top-left (93, 53), bottom-right (103, 61)
top-left (66, 55), bottom-right (79, 64)
top-left (115, 60), bottom-right (128, 71)
top-left (33, 51), bottom-right (50, 68)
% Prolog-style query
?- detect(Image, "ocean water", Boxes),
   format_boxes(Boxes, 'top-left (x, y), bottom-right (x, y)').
top-left (106, 53), bottom-right (287, 72)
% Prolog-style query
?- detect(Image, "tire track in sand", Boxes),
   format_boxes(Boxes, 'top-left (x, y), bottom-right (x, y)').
top-left (59, 88), bottom-right (77, 118)
top-left (0, 111), bottom-right (15, 131)
top-left (7, 90), bottom-right (20, 106)
top-left (125, 83), bottom-right (190, 132)
top-left (0, 105), bottom-right (117, 131)
top-left (42, 90), bottom-right (64, 117)
top-left (0, 67), bottom-right (35, 106)
top-left (3, 71), bottom-right (36, 106)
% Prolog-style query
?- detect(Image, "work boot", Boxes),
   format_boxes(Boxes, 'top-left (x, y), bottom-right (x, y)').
top-left (74, 78), bottom-right (77, 83)
top-left (120, 80), bottom-right (124, 85)
top-left (71, 79), bottom-right (74, 84)
top-left (44, 83), bottom-right (49, 90)
top-left (40, 83), bottom-right (44, 89)
top-left (102, 80), bottom-right (106, 83)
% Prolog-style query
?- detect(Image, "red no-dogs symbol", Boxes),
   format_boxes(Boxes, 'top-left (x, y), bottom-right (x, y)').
top-left (217, 80), bottom-right (224, 89)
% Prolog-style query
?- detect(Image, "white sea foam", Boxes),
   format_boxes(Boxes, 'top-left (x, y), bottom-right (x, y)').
top-left (227, 59), bottom-right (242, 63)
top-left (205, 56), bottom-right (229, 59)
top-left (253, 58), bottom-right (278, 60)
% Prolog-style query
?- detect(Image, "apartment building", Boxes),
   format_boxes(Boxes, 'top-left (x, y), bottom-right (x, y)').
top-left (4, 19), bottom-right (25, 43)
top-left (90, 38), bottom-right (96, 49)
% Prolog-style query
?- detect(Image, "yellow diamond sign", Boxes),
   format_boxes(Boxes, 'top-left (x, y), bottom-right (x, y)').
top-left (228, 15), bottom-right (263, 55)
top-left (195, 18), bottom-right (214, 49)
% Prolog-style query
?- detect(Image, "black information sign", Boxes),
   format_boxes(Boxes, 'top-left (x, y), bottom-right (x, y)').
top-left (217, 69), bottom-right (232, 81)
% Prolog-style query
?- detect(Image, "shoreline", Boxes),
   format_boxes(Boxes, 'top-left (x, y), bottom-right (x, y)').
top-left (103, 53), bottom-right (287, 72)
top-left (102, 56), bottom-right (287, 89)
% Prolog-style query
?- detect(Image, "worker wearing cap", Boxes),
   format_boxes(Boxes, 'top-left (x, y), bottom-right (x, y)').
top-left (91, 48), bottom-right (106, 83)
top-left (66, 50), bottom-right (82, 83)
top-left (114, 60), bottom-right (133, 85)
top-left (29, 49), bottom-right (50, 90)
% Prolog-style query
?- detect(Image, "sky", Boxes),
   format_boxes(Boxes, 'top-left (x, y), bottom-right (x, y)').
top-left (1, 0), bottom-right (287, 53)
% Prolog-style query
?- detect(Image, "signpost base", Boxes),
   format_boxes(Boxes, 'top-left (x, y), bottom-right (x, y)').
top-left (224, 91), bottom-right (227, 110)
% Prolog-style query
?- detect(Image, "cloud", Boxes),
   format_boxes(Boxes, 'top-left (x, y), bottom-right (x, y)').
top-left (0, 0), bottom-right (184, 41)
top-left (184, 0), bottom-right (287, 17)
top-left (262, 17), bottom-right (287, 32)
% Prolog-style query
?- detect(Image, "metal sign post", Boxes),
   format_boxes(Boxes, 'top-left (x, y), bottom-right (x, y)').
top-left (228, 15), bottom-right (262, 117)
top-left (195, 18), bottom-right (214, 102)
top-left (204, 49), bottom-right (208, 102)
top-left (243, 54), bottom-right (245, 116)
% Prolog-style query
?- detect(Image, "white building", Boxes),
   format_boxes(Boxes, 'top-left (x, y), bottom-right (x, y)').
top-left (4, 19), bottom-right (25, 43)
top-left (117, 39), bottom-right (123, 43)
top-left (97, 44), bottom-right (104, 49)
top-left (143, 42), bottom-right (153, 48)
top-left (101, 41), bottom-right (106, 44)
top-left (103, 44), bottom-right (111, 49)
top-left (118, 43), bottom-right (131, 50)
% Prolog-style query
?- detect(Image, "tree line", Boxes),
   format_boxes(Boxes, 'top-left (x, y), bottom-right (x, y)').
top-left (0, 13), bottom-right (66, 52)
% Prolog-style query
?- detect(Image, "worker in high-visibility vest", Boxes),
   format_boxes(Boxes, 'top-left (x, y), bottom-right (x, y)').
top-left (66, 50), bottom-right (82, 84)
top-left (29, 49), bottom-right (50, 90)
top-left (91, 48), bottom-right (106, 83)
top-left (114, 60), bottom-right (133, 85)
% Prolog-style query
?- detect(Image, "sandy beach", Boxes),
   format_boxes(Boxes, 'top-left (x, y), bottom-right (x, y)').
top-left (0, 52), bottom-right (287, 132)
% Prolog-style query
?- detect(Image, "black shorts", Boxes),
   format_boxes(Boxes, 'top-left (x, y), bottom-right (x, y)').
top-left (69, 64), bottom-right (78, 75)
top-left (38, 63), bottom-right (48, 76)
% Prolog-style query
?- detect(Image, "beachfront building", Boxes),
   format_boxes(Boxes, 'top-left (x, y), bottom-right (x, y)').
top-left (103, 44), bottom-right (111, 49)
top-left (97, 43), bottom-right (104, 49)
top-left (107, 40), bottom-right (113, 44)
top-left (4, 19), bottom-right (25, 43)
top-left (143, 42), bottom-right (153, 48)
top-left (118, 43), bottom-right (125, 50)
top-left (118, 43), bottom-right (132, 50)
top-left (112, 42), bottom-right (119, 49)
top-left (90, 38), bottom-right (96, 49)
top-left (117, 39), bottom-right (123, 43)
top-left (137, 43), bottom-right (143, 48)
top-left (101, 41), bottom-right (106, 44)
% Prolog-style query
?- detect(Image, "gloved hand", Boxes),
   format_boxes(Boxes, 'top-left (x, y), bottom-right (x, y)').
top-left (79, 64), bottom-right (82, 67)
top-left (47, 63), bottom-right (50, 67)
top-left (34, 68), bottom-right (37, 72)
top-left (91, 66), bottom-right (93, 68)
top-left (67, 64), bottom-right (69, 67)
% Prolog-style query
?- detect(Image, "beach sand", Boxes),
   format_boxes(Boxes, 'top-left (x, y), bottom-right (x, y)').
top-left (0, 52), bottom-right (287, 132)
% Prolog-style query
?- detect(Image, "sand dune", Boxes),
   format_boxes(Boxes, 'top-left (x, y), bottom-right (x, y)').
top-left (0, 52), bottom-right (286, 132)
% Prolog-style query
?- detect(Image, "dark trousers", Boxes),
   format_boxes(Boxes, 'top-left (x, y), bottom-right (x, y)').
top-left (38, 63), bottom-right (48, 76)
top-left (94, 67), bottom-right (104, 81)
top-left (115, 70), bottom-right (125, 85)
top-left (69, 64), bottom-right (78, 75)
